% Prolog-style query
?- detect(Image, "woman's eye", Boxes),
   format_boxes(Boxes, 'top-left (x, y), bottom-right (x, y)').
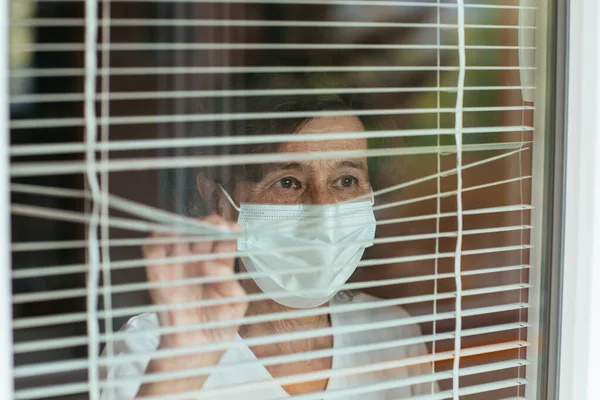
top-left (277, 177), bottom-right (301, 190)
top-left (338, 175), bottom-right (359, 188)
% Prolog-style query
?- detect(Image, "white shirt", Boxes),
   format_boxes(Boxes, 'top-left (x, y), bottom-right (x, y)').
top-left (100, 292), bottom-right (438, 399)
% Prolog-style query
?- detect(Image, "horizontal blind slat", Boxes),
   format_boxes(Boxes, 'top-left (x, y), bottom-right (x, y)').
top-left (10, 18), bottom-right (536, 30)
top-left (13, 43), bottom-right (537, 52)
top-left (14, 366), bottom-right (527, 400)
top-left (11, 147), bottom-right (530, 234)
top-left (110, 322), bottom-right (530, 369)
top-left (11, 174), bottom-right (531, 238)
top-left (414, 379), bottom-right (528, 400)
top-left (365, 146), bottom-right (527, 198)
top-left (12, 205), bottom-right (532, 260)
top-left (10, 142), bottom-right (529, 177)
top-left (11, 204), bottom-right (176, 234)
top-left (98, 283), bottom-right (532, 328)
top-left (14, 322), bottom-right (530, 379)
top-left (9, 86), bottom-right (537, 104)
top-left (12, 304), bottom-right (529, 354)
top-left (100, 298), bottom-right (529, 346)
top-left (12, 280), bottom-right (529, 330)
top-left (28, 0), bottom-right (537, 10)
top-left (10, 105), bottom-right (536, 130)
top-left (14, 376), bottom-right (528, 400)
top-left (13, 345), bottom-right (528, 400)
top-left (10, 245), bottom-right (530, 318)
top-left (110, 342), bottom-right (530, 400)
top-left (12, 247), bottom-right (532, 304)
top-left (11, 204), bottom-right (533, 255)
top-left (110, 256), bottom-right (531, 295)
top-left (10, 125), bottom-right (534, 157)
top-left (375, 175), bottom-right (531, 212)
top-left (11, 65), bottom-right (537, 78)
top-left (10, 198), bottom-right (531, 282)
top-left (287, 376), bottom-right (528, 400)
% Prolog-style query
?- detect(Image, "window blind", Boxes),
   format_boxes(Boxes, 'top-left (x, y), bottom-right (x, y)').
top-left (7, 0), bottom-right (544, 400)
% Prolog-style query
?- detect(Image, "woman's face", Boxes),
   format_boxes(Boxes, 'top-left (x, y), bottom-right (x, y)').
top-left (230, 115), bottom-right (371, 211)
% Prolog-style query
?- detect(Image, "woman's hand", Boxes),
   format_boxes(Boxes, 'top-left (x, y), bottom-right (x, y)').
top-left (136, 214), bottom-right (247, 397)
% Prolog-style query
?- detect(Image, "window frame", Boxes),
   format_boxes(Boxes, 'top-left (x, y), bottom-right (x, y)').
top-left (557, 0), bottom-right (600, 399)
top-left (0, 0), bottom-right (591, 399)
top-left (525, 0), bottom-right (570, 399)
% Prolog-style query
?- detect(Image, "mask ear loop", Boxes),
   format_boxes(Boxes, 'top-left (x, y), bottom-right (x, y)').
top-left (369, 189), bottom-right (375, 206)
top-left (217, 184), bottom-right (241, 212)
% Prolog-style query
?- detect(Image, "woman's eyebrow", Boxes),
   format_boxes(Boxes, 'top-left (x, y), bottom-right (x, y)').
top-left (264, 162), bottom-right (305, 174)
top-left (336, 161), bottom-right (367, 171)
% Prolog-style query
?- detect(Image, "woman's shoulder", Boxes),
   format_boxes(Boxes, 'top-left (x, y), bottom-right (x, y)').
top-left (108, 313), bottom-right (161, 353)
top-left (330, 291), bottom-right (422, 339)
top-left (99, 313), bottom-right (161, 399)
top-left (332, 290), bottom-right (413, 316)
top-left (122, 312), bottom-right (160, 329)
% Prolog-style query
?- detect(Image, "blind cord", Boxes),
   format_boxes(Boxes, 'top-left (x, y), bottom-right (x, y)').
top-left (84, 0), bottom-right (101, 399)
top-left (100, 0), bottom-right (114, 363)
top-left (453, 0), bottom-right (466, 398)
top-left (432, 0), bottom-right (442, 394)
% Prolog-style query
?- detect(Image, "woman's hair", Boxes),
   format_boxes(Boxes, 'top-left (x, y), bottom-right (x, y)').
top-left (163, 73), bottom-right (394, 217)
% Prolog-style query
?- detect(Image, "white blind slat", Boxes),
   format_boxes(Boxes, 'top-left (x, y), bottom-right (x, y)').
top-left (13, 43), bottom-right (539, 52)
top-left (412, 380), bottom-right (527, 400)
top-left (111, 342), bottom-right (530, 400)
top-left (11, 65), bottom-right (537, 79)
top-left (11, 145), bottom-right (530, 232)
top-left (14, 376), bottom-right (527, 400)
top-left (24, 0), bottom-right (538, 10)
top-left (11, 189), bottom-right (532, 241)
top-left (13, 283), bottom-right (531, 334)
top-left (289, 378), bottom-right (528, 400)
top-left (11, 204), bottom-right (533, 254)
top-left (9, 86), bottom-right (536, 104)
top-left (10, 142), bottom-right (529, 177)
top-left (14, 322), bottom-right (530, 379)
top-left (10, 105), bottom-right (536, 130)
top-left (13, 308), bottom-right (529, 354)
top-left (12, 250), bottom-right (532, 304)
top-left (10, 245), bottom-right (530, 318)
top-left (13, 346), bottom-right (529, 400)
top-left (12, 174), bottom-right (533, 243)
top-left (12, 282), bottom-right (529, 333)
top-left (376, 175), bottom-right (531, 212)
top-left (11, 125), bottom-right (534, 157)
top-left (10, 18), bottom-right (536, 30)
top-left (12, 236), bottom-right (532, 282)
top-left (11, 203), bottom-right (173, 234)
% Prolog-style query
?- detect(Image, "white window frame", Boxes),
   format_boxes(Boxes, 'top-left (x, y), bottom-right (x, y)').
top-left (558, 0), bottom-right (600, 398)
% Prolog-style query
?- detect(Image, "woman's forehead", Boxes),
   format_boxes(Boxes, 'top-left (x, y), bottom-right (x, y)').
top-left (278, 116), bottom-right (367, 154)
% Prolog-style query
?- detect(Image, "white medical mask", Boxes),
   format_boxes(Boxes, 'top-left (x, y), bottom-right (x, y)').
top-left (219, 186), bottom-right (376, 308)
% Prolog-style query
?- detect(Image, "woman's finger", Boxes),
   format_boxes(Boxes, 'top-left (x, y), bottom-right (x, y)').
top-left (212, 238), bottom-right (237, 267)
top-left (142, 231), bottom-right (172, 260)
top-left (190, 238), bottom-right (213, 256)
top-left (206, 236), bottom-right (245, 298)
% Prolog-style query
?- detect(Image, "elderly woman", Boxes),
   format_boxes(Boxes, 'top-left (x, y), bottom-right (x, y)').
top-left (101, 74), bottom-right (438, 399)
